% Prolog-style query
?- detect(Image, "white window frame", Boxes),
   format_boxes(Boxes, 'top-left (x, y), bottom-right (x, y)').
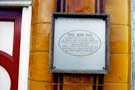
top-left (0, 1), bottom-right (32, 90)
top-left (0, 1), bottom-right (31, 6)
top-left (18, 6), bottom-right (32, 90)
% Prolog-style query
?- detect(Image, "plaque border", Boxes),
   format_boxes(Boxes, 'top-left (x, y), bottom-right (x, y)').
top-left (50, 13), bottom-right (110, 74)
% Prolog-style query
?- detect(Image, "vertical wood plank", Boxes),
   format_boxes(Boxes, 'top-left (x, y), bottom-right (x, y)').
top-left (63, 75), bottom-right (93, 90)
top-left (32, 0), bottom-right (56, 23)
top-left (104, 0), bottom-right (131, 90)
top-left (29, 0), bottom-right (56, 90)
top-left (66, 0), bottom-right (95, 13)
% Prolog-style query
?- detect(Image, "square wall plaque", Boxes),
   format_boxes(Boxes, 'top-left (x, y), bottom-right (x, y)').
top-left (50, 13), bottom-right (110, 74)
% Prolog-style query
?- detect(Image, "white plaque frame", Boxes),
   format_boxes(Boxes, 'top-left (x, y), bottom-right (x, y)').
top-left (50, 13), bottom-right (110, 74)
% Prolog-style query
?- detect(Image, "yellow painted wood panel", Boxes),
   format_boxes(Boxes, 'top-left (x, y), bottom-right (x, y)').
top-left (63, 84), bottom-right (93, 90)
top-left (105, 0), bottom-right (129, 25)
top-left (103, 83), bottom-right (129, 90)
top-left (29, 52), bottom-right (53, 81)
top-left (28, 80), bottom-right (53, 90)
top-left (30, 24), bottom-right (50, 52)
top-left (66, 0), bottom-right (95, 13)
top-left (105, 0), bottom-right (129, 24)
top-left (104, 54), bottom-right (130, 82)
top-left (63, 75), bottom-right (93, 90)
top-left (32, 0), bottom-right (56, 24)
top-left (110, 25), bottom-right (130, 54)
top-left (64, 75), bottom-right (93, 83)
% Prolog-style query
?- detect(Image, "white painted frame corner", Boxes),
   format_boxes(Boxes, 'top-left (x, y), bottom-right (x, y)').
top-left (18, 6), bottom-right (32, 90)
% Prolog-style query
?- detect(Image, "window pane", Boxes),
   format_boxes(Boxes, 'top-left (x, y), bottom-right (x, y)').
top-left (0, 21), bottom-right (14, 56)
top-left (0, 65), bottom-right (11, 90)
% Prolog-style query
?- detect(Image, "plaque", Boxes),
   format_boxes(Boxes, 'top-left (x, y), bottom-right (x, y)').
top-left (50, 13), bottom-right (110, 74)
top-left (59, 30), bottom-right (101, 56)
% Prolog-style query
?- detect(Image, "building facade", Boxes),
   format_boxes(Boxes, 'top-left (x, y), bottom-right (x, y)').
top-left (0, 0), bottom-right (132, 90)
top-left (29, 0), bottom-right (131, 90)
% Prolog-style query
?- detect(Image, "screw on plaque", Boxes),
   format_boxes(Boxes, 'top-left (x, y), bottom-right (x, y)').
top-left (102, 67), bottom-right (105, 70)
top-left (53, 66), bottom-right (56, 69)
